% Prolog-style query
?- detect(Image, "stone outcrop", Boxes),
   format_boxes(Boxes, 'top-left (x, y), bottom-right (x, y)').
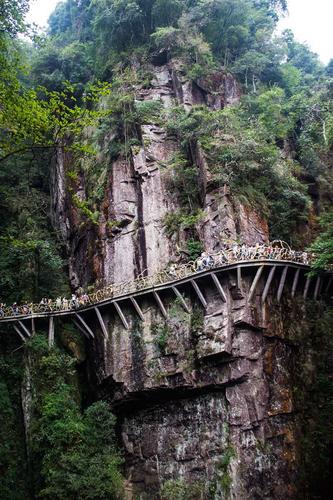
top-left (50, 60), bottom-right (320, 498)
top-left (51, 60), bottom-right (266, 290)
top-left (82, 268), bottom-right (318, 499)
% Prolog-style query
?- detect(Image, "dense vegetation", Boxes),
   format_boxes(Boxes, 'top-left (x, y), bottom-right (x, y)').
top-left (0, 1), bottom-right (333, 498)
top-left (27, 0), bottom-right (333, 253)
top-left (1, 0), bottom-right (333, 303)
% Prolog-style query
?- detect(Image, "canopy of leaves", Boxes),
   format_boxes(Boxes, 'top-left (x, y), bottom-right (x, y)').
top-left (27, 334), bottom-right (124, 499)
top-left (309, 211), bottom-right (333, 272)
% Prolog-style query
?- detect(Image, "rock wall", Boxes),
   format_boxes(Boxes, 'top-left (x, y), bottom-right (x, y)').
top-left (51, 60), bottom-right (267, 290)
top-left (82, 268), bottom-right (321, 499)
top-left (50, 61), bottom-right (322, 498)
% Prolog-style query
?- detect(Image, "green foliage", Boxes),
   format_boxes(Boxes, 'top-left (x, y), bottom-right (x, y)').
top-left (160, 478), bottom-right (206, 500)
top-left (0, 0), bottom-right (29, 38)
top-left (164, 210), bottom-right (205, 237)
top-left (134, 99), bottom-right (163, 124)
top-left (72, 193), bottom-right (100, 225)
top-left (187, 239), bottom-right (203, 261)
top-left (152, 322), bottom-right (170, 354)
top-left (308, 210), bottom-right (333, 271)
top-left (0, 348), bottom-right (28, 500)
top-left (0, 149), bottom-right (70, 303)
top-left (26, 334), bottom-right (124, 499)
top-left (191, 308), bottom-right (204, 337)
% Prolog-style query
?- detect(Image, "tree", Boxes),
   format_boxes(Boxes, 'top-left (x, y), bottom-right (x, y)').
top-left (27, 336), bottom-right (124, 500)
top-left (309, 211), bottom-right (333, 272)
top-left (0, 0), bottom-right (29, 37)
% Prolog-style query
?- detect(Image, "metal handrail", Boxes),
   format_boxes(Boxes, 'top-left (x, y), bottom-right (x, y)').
top-left (0, 245), bottom-right (321, 321)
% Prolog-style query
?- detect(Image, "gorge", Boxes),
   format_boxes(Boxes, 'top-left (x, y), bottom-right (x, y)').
top-left (0, 1), bottom-right (333, 499)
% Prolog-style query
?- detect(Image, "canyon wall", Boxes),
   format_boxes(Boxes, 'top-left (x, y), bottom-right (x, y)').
top-left (50, 61), bottom-right (328, 498)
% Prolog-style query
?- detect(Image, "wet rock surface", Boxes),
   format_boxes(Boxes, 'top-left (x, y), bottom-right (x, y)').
top-left (86, 271), bottom-right (314, 498)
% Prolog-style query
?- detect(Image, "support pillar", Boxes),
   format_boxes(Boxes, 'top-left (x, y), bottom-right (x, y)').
top-left (94, 307), bottom-right (108, 339)
top-left (277, 266), bottom-right (288, 303)
top-left (248, 266), bottom-right (264, 302)
top-left (211, 273), bottom-right (227, 302)
top-left (130, 297), bottom-right (145, 321)
top-left (48, 316), bottom-right (55, 348)
top-left (75, 313), bottom-right (95, 338)
top-left (153, 292), bottom-right (168, 319)
top-left (114, 302), bottom-right (130, 329)
top-left (291, 268), bottom-right (300, 298)
top-left (172, 287), bottom-right (191, 313)
top-left (191, 280), bottom-right (207, 309)
top-left (262, 266), bottom-right (276, 303)
top-left (303, 277), bottom-right (311, 299)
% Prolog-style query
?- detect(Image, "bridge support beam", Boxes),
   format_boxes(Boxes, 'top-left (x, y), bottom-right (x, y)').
top-left (211, 273), bottom-right (227, 302)
top-left (153, 292), bottom-right (168, 319)
top-left (94, 307), bottom-right (108, 339)
top-left (248, 266), bottom-right (264, 302)
top-left (130, 297), bottom-right (145, 321)
top-left (75, 313), bottom-right (95, 339)
top-left (277, 266), bottom-right (288, 303)
top-left (114, 302), bottom-right (130, 330)
top-left (18, 321), bottom-right (31, 337)
top-left (314, 277), bottom-right (321, 300)
top-left (73, 319), bottom-right (90, 339)
top-left (48, 316), bottom-right (55, 348)
top-left (325, 275), bottom-right (333, 294)
top-left (262, 266), bottom-right (276, 303)
top-left (191, 280), bottom-right (207, 309)
top-left (292, 268), bottom-right (300, 298)
top-left (237, 266), bottom-right (242, 290)
top-left (303, 277), bottom-right (311, 299)
top-left (172, 287), bottom-right (191, 313)
top-left (13, 325), bottom-right (26, 342)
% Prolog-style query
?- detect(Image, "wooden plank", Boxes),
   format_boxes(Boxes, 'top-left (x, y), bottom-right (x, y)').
top-left (153, 292), bottom-right (168, 319)
top-left (94, 307), bottom-right (108, 339)
top-left (248, 266), bottom-right (264, 302)
top-left (13, 325), bottom-right (26, 342)
top-left (172, 286), bottom-right (191, 313)
top-left (313, 276), bottom-right (321, 300)
top-left (191, 280), bottom-right (207, 309)
top-left (48, 316), bottom-right (55, 348)
top-left (130, 297), bottom-right (145, 321)
top-left (237, 266), bottom-right (242, 290)
top-left (291, 268), bottom-right (300, 298)
top-left (73, 319), bottom-right (90, 339)
top-left (277, 266), bottom-right (288, 303)
top-left (211, 273), bottom-right (227, 302)
top-left (262, 266), bottom-right (276, 303)
top-left (303, 277), bottom-right (311, 299)
top-left (18, 320), bottom-right (31, 337)
top-left (75, 313), bottom-right (95, 338)
top-left (114, 302), bottom-right (130, 329)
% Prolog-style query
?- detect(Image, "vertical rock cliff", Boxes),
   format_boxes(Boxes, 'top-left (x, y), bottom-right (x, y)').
top-left (50, 61), bottom-right (331, 498)
top-left (51, 61), bottom-right (268, 290)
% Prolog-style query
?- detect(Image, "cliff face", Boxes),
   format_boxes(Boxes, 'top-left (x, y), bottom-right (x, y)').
top-left (84, 270), bottom-right (323, 499)
top-left (51, 60), bottom-right (268, 290)
top-left (50, 62), bottom-right (326, 498)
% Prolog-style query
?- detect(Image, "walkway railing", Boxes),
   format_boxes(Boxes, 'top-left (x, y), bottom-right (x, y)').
top-left (0, 245), bottom-right (317, 320)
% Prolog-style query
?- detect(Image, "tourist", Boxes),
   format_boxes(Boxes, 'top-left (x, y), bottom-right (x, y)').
top-left (12, 303), bottom-right (19, 316)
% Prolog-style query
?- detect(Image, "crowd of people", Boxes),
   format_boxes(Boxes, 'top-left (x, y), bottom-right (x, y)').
top-left (0, 293), bottom-right (91, 318)
top-left (0, 243), bottom-right (313, 319)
